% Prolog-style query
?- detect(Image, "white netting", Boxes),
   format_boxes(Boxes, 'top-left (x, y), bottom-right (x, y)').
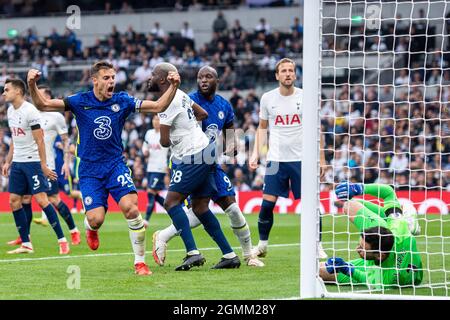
top-left (319, 0), bottom-right (450, 298)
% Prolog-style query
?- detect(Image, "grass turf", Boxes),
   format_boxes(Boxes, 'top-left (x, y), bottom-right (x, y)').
top-left (0, 212), bottom-right (299, 300)
top-left (1, 212), bottom-right (449, 299)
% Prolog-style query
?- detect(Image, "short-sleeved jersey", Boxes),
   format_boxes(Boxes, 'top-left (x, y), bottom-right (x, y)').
top-left (189, 91), bottom-right (234, 143)
top-left (41, 111), bottom-right (68, 170)
top-left (142, 129), bottom-right (168, 173)
top-left (158, 89), bottom-right (209, 158)
top-left (7, 101), bottom-right (42, 162)
top-left (259, 87), bottom-right (303, 162)
top-left (64, 91), bottom-right (142, 164)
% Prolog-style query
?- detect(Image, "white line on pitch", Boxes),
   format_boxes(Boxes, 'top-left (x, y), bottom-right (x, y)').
top-left (0, 243), bottom-right (299, 263)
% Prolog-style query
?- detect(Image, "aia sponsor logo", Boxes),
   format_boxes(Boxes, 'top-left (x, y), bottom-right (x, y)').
top-left (274, 114), bottom-right (301, 126)
top-left (11, 127), bottom-right (26, 136)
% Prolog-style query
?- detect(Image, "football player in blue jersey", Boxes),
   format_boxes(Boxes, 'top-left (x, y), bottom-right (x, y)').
top-left (153, 66), bottom-right (264, 267)
top-left (27, 61), bottom-right (180, 275)
top-left (149, 63), bottom-right (241, 270)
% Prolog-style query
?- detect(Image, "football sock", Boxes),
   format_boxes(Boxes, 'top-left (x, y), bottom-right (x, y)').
top-left (22, 203), bottom-right (33, 233)
top-left (56, 201), bottom-right (76, 230)
top-left (155, 194), bottom-right (165, 206)
top-left (158, 224), bottom-right (178, 243)
top-left (12, 208), bottom-right (30, 243)
top-left (197, 209), bottom-right (234, 255)
top-left (187, 207), bottom-right (201, 228)
top-left (145, 193), bottom-right (155, 221)
top-left (43, 204), bottom-right (65, 240)
top-left (225, 203), bottom-right (253, 258)
top-left (167, 205), bottom-right (197, 252)
top-left (258, 200), bottom-right (275, 241)
top-left (127, 215), bottom-right (146, 264)
top-left (84, 217), bottom-right (97, 231)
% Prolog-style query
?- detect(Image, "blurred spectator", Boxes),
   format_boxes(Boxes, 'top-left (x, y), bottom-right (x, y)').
top-left (255, 18), bottom-right (271, 35)
top-left (213, 11), bottom-right (228, 36)
top-left (151, 22), bottom-right (165, 38)
top-left (181, 21), bottom-right (195, 40)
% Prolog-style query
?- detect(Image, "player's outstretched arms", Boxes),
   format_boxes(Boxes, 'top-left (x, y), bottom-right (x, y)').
top-left (139, 71), bottom-right (180, 114)
top-left (192, 102), bottom-right (208, 121)
top-left (27, 69), bottom-right (65, 112)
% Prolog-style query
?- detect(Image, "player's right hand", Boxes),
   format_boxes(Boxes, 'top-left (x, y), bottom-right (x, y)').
top-left (1, 163), bottom-right (10, 177)
top-left (42, 165), bottom-right (57, 181)
top-left (325, 257), bottom-right (354, 276)
top-left (249, 154), bottom-right (259, 171)
top-left (167, 71), bottom-right (181, 87)
top-left (61, 162), bottom-right (70, 180)
top-left (335, 181), bottom-right (363, 200)
top-left (27, 69), bottom-right (41, 85)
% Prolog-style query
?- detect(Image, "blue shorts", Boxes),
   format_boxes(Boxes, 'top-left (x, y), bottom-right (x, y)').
top-left (8, 162), bottom-right (49, 195)
top-left (169, 144), bottom-right (217, 199)
top-left (263, 161), bottom-right (301, 199)
top-left (57, 175), bottom-right (71, 195)
top-left (146, 172), bottom-right (166, 191)
top-left (46, 178), bottom-right (59, 196)
top-left (212, 164), bottom-right (235, 202)
top-left (78, 160), bottom-right (137, 212)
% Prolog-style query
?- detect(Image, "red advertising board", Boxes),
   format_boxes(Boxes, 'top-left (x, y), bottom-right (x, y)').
top-left (0, 191), bottom-right (448, 214)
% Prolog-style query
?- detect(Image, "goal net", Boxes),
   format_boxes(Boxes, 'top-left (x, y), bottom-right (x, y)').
top-left (301, 0), bottom-right (450, 299)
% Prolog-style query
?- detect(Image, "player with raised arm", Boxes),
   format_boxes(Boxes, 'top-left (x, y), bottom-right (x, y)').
top-left (148, 62), bottom-right (241, 270)
top-left (142, 115), bottom-right (169, 226)
top-left (249, 58), bottom-right (327, 260)
top-left (27, 61), bottom-right (180, 275)
top-left (319, 182), bottom-right (422, 288)
top-left (2, 78), bottom-right (70, 255)
top-left (153, 66), bottom-right (264, 267)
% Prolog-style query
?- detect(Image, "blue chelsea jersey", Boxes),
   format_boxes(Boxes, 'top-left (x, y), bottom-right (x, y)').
top-left (64, 91), bottom-right (142, 163)
top-left (188, 91), bottom-right (234, 142)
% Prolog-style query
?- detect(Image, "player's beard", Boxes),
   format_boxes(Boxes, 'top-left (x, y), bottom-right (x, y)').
top-left (147, 81), bottom-right (160, 93)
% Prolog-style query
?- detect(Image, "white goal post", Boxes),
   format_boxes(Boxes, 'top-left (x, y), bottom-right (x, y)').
top-left (301, 0), bottom-right (450, 300)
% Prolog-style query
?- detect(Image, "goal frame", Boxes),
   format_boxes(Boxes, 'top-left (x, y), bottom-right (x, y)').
top-left (300, 0), bottom-right (450, 300)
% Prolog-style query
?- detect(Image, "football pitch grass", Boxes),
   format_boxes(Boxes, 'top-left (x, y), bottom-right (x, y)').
top-left (0, 212), bottom-right (449, 299)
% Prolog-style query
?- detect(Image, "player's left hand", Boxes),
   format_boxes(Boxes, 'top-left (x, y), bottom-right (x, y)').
top-left (335, 181), bottom-right (363, 200)
top-left (61, 162), bottom-right (70, 180)
top-left (325, 257), bottom-right (354, 276)
top-left (42, 165), bottom-right (57, 181)
top-left (167, 71), bottom-right (180, 87)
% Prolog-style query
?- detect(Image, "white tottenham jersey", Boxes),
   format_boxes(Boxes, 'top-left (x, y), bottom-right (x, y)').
top-left (259, 87), bottom-right (303, 162)
top-left (7, 101), bottom-right (42, 162)
top-left (158, 89), bottom-right (209, 158)
top-left (142, 129), bottom-right (168, 173)
top-left (41, 112), bottom-right (68, 170)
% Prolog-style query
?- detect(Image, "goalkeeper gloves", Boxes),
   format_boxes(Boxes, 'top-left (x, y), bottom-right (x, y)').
top-left (335, 181), bottom-right (364, 200)
top-left (325, 257), bottom-right (355, 276)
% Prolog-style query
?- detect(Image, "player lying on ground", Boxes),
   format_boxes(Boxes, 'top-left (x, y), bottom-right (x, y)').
top-left (8, 86), bottom-right (81, 246)
top-left (153, 66), bottom-right (264, 267)
top-left (27, 61), bottom-right (180, 275)
top-left (319, 182), bottom-right (423, 288)
top-left (2, 79), bottom-right (70, 255)
top-left (148, 62), bottom-right (241, 270)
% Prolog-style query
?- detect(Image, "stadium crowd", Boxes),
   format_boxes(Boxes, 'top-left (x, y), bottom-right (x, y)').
top-left (1, 4), bottom-right (450, 194)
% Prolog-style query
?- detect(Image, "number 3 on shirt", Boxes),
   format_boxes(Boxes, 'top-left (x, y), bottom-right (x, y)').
top-left (93, 116), bottom-right (112, 140)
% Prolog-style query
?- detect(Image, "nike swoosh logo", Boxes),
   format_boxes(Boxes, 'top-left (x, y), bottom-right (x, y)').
top-left (84, 106), bottom-right (94, 110)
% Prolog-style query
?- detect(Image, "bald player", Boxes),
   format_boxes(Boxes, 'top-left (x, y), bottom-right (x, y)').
top-left (153, 66), bottom-right (264, 267)
top-left (148, 63), bottom-right (241, 270)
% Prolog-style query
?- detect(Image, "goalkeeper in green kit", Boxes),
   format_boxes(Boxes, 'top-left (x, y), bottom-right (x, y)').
top-left (319, 182), bottom-right (423, 288)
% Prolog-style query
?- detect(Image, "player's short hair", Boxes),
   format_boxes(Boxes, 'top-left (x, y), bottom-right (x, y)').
top-left (37, 85), bottom-right (53, 99)
top-left (154, 62), bottom-right (178, 76)
top-left (5, 78), bottom-right (27, 96)
top-left (90, 61), bottom-right (114, 77)
top-left (362, 226), bottom-right (394, 254)
top-left (275, 58), bottom-right (296, 74)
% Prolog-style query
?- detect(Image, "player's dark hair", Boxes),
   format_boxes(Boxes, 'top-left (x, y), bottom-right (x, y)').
top-left (362, 226), bottom-right (395, 254)
top-left (37, 85), bottom-right (53, 99)
top-left (5, 78), bottom-right (26, 96)
top-left (275, 58), bottom-right (296, 74)
top-left (90, 60), bottom-right (114, 76)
